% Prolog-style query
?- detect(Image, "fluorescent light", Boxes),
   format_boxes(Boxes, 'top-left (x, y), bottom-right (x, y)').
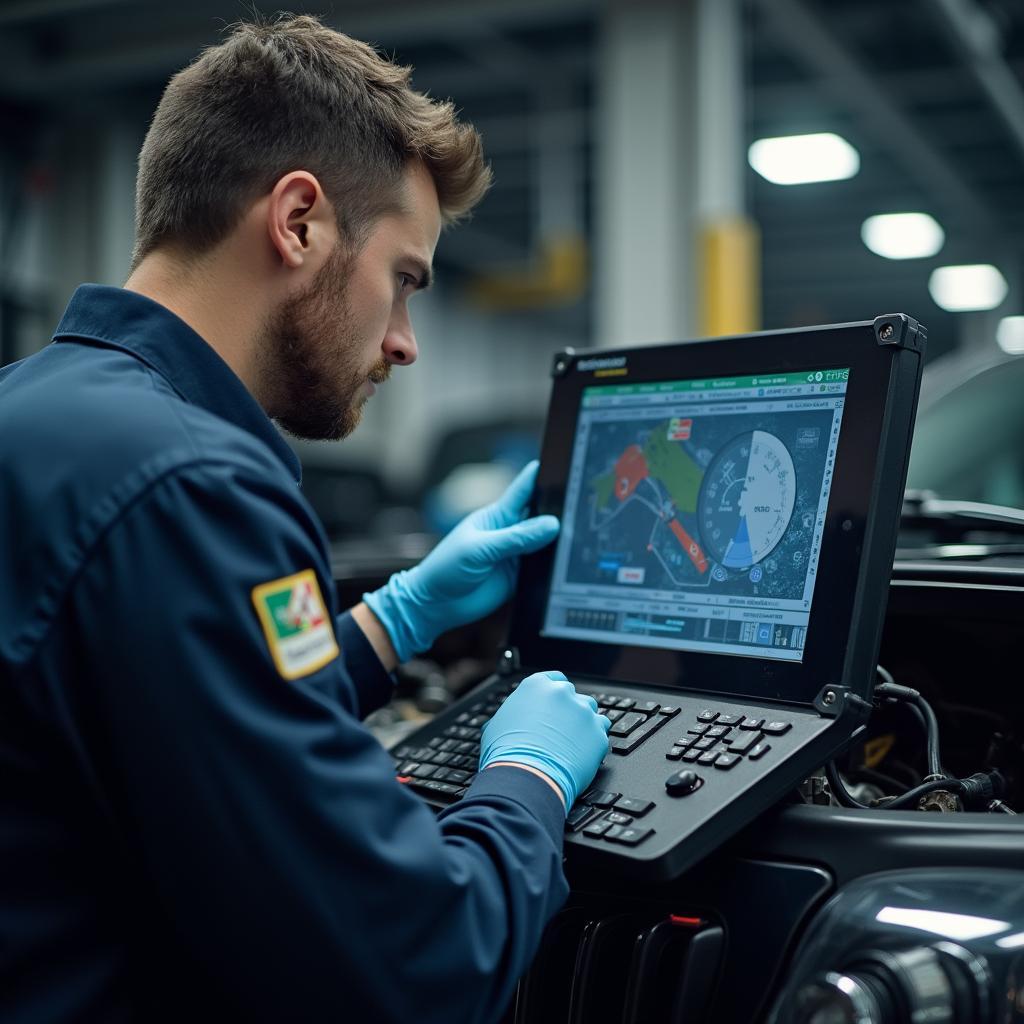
top-left (748, 132), bottom-right (860, 185)
top-left (928, 264), bottom-right (1008, 312)
top-left (997, 931), bottom-right (1024, 949)
top-left (997, 316), bottom-right (1024, 355)
top-left (861, 213), bottom-right (944, 259)
top-left (876, 906), bottom-right (1010, 941)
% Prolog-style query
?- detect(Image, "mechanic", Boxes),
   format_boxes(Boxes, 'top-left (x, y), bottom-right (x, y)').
top-left (0, 16), bottom-right (611, 1024)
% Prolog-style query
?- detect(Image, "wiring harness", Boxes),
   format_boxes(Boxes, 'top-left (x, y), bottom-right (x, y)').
top-left (825, 667), bottom-right (1011, 813)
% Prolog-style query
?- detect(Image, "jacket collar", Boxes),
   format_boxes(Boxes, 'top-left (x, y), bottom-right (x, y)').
top-left (53, 284), bottom-right (301, 483)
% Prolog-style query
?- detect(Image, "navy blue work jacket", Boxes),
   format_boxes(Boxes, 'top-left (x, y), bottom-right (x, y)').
top-left (0, 285), bottom-right (567, 1023)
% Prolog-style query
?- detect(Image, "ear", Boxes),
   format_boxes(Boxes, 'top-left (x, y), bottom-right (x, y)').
top-left (266, 171), bottom-right (336, 270)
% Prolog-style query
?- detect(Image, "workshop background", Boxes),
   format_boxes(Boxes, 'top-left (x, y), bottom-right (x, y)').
top-left (1, 0), bottom-right (1023, 541)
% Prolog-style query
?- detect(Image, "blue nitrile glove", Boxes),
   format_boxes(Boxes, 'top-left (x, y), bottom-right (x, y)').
top-left (364, 461), bottom-right (559, 663)
top-left (479, 671), bottom-right (612, 811)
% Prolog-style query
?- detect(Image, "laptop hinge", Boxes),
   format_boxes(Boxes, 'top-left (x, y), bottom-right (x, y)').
top-left (813, 684), bottom-right (873, 720)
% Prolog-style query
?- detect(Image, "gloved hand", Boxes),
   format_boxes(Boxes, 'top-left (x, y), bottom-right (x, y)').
top-left (364, 461), bottom-right (559, 663)
top-left (479, 671), bottom-right (612, 811)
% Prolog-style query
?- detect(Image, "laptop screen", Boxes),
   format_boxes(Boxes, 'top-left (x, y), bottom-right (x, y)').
top-left (541, 367), bottom-right (849, 663)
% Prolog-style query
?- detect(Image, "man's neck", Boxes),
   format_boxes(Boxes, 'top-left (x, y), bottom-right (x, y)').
top-left (124, 249), bottom-right (267, 400)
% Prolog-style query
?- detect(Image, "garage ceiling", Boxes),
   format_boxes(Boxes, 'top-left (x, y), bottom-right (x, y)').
top-left (1, 0), bottom-right (1021, 361)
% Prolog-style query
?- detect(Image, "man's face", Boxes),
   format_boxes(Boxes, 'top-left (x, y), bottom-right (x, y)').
top-left (265, 161), bottom-right (441, 441)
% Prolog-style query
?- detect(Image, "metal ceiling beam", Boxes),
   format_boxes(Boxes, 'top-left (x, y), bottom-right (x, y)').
top-left (927, 0), bottom-right (1024, 164)
top-left (751, 0), bottom-right (998, 233)
top-left (755, 67), bottom-right (976, 112)
top-left (0, 0), bottom-right (597, 101)
top-left (0, 0), bottom-right (130, 28)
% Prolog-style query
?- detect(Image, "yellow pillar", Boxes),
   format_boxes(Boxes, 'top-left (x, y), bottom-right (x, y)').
top-left (699, 217), bottom-right (761, 337)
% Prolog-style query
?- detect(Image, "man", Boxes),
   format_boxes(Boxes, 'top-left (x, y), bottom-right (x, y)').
top-left (0, 16), bottom-right (610, 1024)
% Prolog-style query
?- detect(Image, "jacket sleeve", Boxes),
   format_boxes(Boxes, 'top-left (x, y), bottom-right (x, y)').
top-left (64, 458), bottom-right (568, 1024)
top-left (334, 608), bottom-right (398, 719)
top-left (335, 606), bottom-right (399, 720)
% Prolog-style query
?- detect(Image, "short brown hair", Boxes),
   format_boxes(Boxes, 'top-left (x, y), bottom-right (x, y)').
top-left (132, 14), bottom-right (491, 266)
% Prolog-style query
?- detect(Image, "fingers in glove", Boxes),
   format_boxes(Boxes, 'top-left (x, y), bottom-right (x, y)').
top-left (483, 460), bottom-right (541, 529)
top-left (474, 514), bottom-right (560, 565)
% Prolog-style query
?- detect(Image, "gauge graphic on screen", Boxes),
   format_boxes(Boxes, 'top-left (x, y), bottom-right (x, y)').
top-left (698, 430), bottom-right (796, 569)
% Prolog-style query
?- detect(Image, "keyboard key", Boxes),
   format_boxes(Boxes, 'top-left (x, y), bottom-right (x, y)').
top-left (603, 824), bottom-right (626, 841)
top-left (411, 764), bottom-right (437, 779)
top-left (583, 819), bottom-right (612, 838)
top-left (697, 751), bottom-right (718, 766)
top-left (682, 749), bottom-right (702, 762)
top-left (727, 731), bottom-right (760, 754)
top-left (717, 713), bottom-right (743, 726)
top-left (446, 770), bottom-right (472, 784)
top-left (610, 713), bottom-right (668, 755)
top-left (658, 706), bottom-right (680, 718)
top-left (440, 739), bottom-right (460, 752)
top-left (615, 697), bottom-right (637, 710)
top-left (615, 797), bottom-right (654, 817)
top-left (580, 789), bottom-right (621, 808)
top-left (739, 717), bottom-right (764, 731)
top-left (762, 721), bottom-right (792, 735)
top-left (687, 723), bottom-right (710, 736)
top-left (706, 725), bottom-right (729, 738)
top-left (428, 752), bottom-right (454, 766)
top-left (667, 746), bottom-right (685, 760)
top-left (566, 804), bottom-right (600, 831)
top-left (605, 811), bottom-right (633, 825)
top-left (714, 753), bottom-right (740, 770)
top-left (393, 746), bottom-right (414, 759)
top-left (697, 709), bottom-right (719, 722)
top-left (635, 700), bottom-right (661, 714)
top-left (609, 712), bottom-right (647, 737)
top-left (605, 709), bottom-right (625, 723)
top-left (749, 742), bottom-right (771, 760)
top-left (692, 737), bottom-right (716, 751)
top-left (606, 827), bottom-right (654, 847)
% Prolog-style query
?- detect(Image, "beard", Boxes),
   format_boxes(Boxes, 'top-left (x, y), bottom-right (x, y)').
top-left (259, 243), bottom-right (390, 441)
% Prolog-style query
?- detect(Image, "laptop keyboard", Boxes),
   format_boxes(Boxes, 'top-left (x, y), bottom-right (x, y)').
top-left (393, 682), bottom-right (795, 846)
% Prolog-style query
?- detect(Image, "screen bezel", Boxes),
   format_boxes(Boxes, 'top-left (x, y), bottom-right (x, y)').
top-left (509, 323), bottom-right (900, 707)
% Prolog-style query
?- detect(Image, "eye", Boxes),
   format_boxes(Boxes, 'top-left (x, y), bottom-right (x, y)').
top-left (397, 272), bottom-right (417, 292)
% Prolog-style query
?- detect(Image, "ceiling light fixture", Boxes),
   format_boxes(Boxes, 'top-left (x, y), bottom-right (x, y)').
top-left (928, 264), bottom-right (1008, 312)
top-left (997, 316), bottom-right (1024, 355)
top-left (861, 213), bottom-right (945, 260)
top-left (747, 132), bottom-right (860, 186)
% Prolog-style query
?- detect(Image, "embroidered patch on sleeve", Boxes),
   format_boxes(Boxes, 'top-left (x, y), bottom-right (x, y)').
top-left (251, 569), bottom-right (340, 680)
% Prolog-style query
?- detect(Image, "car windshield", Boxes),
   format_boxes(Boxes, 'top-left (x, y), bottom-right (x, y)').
top-left (908, 355), bottom-right (1024, 510)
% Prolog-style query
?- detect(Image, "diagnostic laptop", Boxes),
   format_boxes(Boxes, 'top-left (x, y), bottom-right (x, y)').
top-left (392, 314), bottom-right (926, 881)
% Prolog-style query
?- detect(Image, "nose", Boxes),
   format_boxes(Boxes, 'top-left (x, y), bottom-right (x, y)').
top-left (382, 305), bottom-right (418, 366)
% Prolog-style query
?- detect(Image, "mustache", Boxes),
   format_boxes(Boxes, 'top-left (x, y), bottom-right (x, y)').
top-left (368, 360), bottom-right (391, 385)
